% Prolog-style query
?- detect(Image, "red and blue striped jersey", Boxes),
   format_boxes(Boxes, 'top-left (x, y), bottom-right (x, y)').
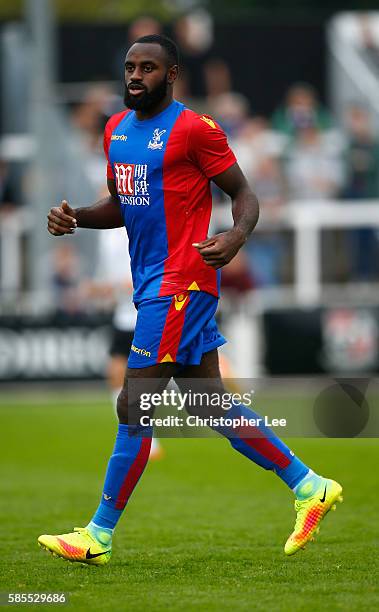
top-left (103, 100), bottom-right (236, 303)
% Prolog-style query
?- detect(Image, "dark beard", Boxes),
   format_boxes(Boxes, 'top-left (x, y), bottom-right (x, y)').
top-left (124, 76), bottom-right (168, 111)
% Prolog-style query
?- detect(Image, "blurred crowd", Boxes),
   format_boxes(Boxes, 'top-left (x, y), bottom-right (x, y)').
top-left (1, 13), bottom-right (379, 314)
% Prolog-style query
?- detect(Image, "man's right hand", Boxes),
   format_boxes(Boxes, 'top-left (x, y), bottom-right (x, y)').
top-left (47, 200), bottom-right (77, 236)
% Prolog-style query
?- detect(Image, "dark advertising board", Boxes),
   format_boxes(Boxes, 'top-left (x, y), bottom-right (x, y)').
top-left (1, 307), bottom-right (378, 381)
top-left (264, 307), bottom-right (379, 374)
top-left (0, 314), bottom-right (112, 382)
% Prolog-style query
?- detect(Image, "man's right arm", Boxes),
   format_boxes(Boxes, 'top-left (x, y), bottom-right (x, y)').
top-left (47, 179), bottom-right (123, 236)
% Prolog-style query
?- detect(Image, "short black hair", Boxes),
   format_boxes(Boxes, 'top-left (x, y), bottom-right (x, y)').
top-left (133, 34), bottom-right (179, 67)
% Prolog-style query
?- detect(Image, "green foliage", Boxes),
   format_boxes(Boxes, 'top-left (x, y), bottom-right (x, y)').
top-left (0, 0), bottom-right (23, 20)
top-left (54, 0), bottom-right (172, 22)
top-left (1, 0), bottom-right (379, 22)
top-left (0, 0), bottom-right (173, 22)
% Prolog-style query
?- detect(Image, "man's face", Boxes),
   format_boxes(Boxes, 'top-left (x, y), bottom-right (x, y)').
top-left (124, 43), bottom-right (176, 111)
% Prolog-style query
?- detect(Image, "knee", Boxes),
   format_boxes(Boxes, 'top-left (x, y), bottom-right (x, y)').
top-left (116, 386), bottom-right (144, 425)
top-left (116, 387), bottom-right (129, 423)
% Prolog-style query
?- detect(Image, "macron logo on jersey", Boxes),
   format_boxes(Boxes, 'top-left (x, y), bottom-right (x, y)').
top-left (114, 163), bottom-right (150, 206)
top-left (111, 134), bottom-right (128, 141)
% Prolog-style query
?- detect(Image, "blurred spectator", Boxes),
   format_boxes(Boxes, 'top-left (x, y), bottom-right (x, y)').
top-left (272, 83), bottom-right (334, 139)
top-left (128, 16), bottom-right (162, 42)
top-left (342, 103), bottom-right (379, 199)
top-left (221, 249), bottom-right (254, 296)
top-left (253, 156), bottom-right (286, 214)
top-left (204, 58), bottom-right (232, 100)
top-left (246, 157), bottom-right (287, 287)
top-left (210, 92), bottom-right (250, 137)
top-left (246, 232), bottom-right (286, 288)
top-left (174, 69), bottom-right (190, 103)
top-left (0, 160), bottom-right (18, 217)
top-left (70, 84), bottom-right (113, 192)
top-left (231, 117), bottom-right (285, 183)
top-left (112, 16), bottom-right (163, 80)
top-left (0, 160), bottom-right (23, 297)
top-left (224, 115), bottom-right (287, 286)
top-left (342, 103), bottom-right (379, 280)
top-left (50, 242), bottom-right (84, 317)
top-left (173, 10), bottom-right (214, 97)
top-left (71, 84), bottom-right (111, 152)
top-left (283, 123), bottom-right (344, 200)
top-left (173, 69), bottom-right (205, 113)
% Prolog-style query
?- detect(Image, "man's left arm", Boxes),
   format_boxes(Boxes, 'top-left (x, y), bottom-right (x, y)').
top-left (193, 163), bottom-right (259, 269)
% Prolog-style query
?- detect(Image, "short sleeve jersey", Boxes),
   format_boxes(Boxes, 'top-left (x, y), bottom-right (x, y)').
top-left (103, 100), bottom-right (236, 304)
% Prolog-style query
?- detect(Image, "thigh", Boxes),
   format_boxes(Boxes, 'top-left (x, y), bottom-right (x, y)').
top-left (125, 362), bottom-right (179, 403)
top-left (176, 348), bottom-right (221, 379)
top-left (174, 350), bottom-right (226, 418)
top-left (126, 362), bottom-right (178, 381)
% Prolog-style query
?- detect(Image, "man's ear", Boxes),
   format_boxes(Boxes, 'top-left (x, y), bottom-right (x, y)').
top-left (167, 65), bottom-right (178, 84)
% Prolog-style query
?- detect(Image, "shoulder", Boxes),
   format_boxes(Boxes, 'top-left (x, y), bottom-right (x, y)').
top-left (103, 111), bottom-right (130, 161)
top-left (165, 105), bottom-right (223, 142)
top-left (184, 109), bottom-right (224, 134)
top-left (105, 110), bottom-right (130, 134)
top-left (183, 109), bottom-right (236, 175)
top-left (184, 110), bottom-right (228, 151)
top-left (103, 111), bottom-right (131, 156)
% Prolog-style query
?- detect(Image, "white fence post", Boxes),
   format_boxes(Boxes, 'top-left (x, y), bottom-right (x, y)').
top-left (293, 208), bottom-right (321, 306)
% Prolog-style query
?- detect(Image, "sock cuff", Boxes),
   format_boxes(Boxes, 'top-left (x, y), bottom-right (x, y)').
top-left (117, 423), bottom-right (153, 437)
top-left (291, 469), bottom-right (311, 491)
top-left (90, 521), bottom-right (113, 532)
top-left (276, 457), bottom-right (309, 489)
top-left (92, 504), bottom-right (123, 530)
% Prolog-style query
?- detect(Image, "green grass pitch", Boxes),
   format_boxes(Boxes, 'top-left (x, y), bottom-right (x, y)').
top-left (1, 391), bottom-right (378, 611)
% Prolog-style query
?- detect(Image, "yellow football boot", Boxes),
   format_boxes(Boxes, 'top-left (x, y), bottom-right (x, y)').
top-left (285, 478), bottom-right (343, 556)
top-left (38, 527), bottom-right (111, 566)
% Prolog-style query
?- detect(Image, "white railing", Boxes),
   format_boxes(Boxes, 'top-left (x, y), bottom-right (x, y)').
top-left (1, 200), bottom-right (379, 310)
top-left (215, 198), bottom-right (379, 307)
top-left (282, 200), bottom-right (379, 305)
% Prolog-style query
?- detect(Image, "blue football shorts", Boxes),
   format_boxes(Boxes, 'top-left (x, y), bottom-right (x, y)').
top-left (127, 290), bottom-right (226, 368)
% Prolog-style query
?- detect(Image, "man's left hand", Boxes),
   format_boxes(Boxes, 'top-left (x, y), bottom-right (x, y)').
top-left (193, 229), bottom-right (246, 269)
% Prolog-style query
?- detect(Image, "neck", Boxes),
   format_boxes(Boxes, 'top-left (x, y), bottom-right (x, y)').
top-left (134, 94), bottom-right (174, 121)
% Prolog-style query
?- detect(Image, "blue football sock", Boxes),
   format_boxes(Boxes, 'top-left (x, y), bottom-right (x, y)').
top-left (90, 423), bottom-right (152, 531)
top-left (216, 402), bottom-right (310, 490)
top-left (293, 471), bottom-right (323, 500)
top-left (86, 522), bottom-right (113, 546)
